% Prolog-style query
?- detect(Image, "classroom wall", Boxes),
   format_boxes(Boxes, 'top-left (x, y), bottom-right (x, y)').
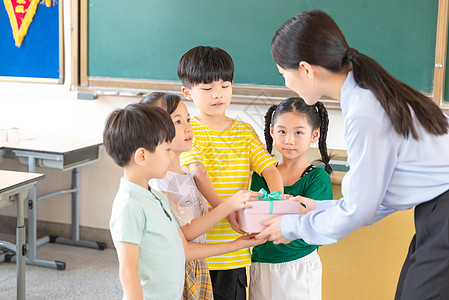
top-left (0, 3), bottom-right (423, 299)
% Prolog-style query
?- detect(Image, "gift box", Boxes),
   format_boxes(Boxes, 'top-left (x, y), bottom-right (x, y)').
top-left (237, 189), bottom-right (301, 233)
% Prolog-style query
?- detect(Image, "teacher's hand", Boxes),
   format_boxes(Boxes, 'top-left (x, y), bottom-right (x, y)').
top-left (290, 195), bottom-right (317, 214)
top-left (255, 216), bottom-right (291, 244)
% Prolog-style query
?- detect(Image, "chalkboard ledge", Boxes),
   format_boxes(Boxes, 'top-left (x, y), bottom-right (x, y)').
top-left (80, 77), bottom-right (341, 109)
top-left (77, 77), bottom-right (448, 112)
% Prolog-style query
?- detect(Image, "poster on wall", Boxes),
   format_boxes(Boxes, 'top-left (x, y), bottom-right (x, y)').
top-left (0, 0), bottom-right (62, 83)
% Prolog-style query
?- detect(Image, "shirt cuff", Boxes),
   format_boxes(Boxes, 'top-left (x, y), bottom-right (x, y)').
top-left (280, 214), bottom-right (302, 241)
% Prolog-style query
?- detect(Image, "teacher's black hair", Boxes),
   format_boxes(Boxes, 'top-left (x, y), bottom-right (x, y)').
top-left (271, 10), bottom-right (448, 139)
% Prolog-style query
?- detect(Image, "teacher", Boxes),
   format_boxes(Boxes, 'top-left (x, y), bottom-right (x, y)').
top-left (256, 10), bottom-right (449, 300)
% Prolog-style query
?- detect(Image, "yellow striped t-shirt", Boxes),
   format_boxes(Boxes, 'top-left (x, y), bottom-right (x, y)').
top-left (180, 117), bottom-right (276, 270)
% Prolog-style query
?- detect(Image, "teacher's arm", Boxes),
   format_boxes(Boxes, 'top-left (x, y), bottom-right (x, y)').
top-left (259, 118), bottom-right (397, 245)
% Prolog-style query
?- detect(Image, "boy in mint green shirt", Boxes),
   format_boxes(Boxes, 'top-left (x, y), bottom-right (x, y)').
top-left (104, 103), bottom-right (264, 300)
top-left (105, 103), bottom-right (184, 299)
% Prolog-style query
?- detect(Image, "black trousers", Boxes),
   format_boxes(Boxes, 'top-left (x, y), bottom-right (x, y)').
top-left (209, 268), bottom-right (247, 300)
top-left (395, 189), bottom-right (449, 300)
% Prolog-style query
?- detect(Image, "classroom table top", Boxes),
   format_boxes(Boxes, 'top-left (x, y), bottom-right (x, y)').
top-left (0, 170), bottom-right (45, 194)
top-left (0, 135), bottom-right (102, 154)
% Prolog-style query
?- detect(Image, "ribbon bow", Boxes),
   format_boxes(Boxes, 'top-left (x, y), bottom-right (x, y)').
top-left (257, 188), bottom-right (283, 214)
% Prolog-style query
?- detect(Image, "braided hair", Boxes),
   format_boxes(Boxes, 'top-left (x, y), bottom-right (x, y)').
top-left (264, 97), bottom-right (332, 174)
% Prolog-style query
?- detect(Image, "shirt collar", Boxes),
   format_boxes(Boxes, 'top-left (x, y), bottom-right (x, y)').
top-left (340, 71), bottom-right (357, 118)
top-left (120, 177), bottom-right (156, 201)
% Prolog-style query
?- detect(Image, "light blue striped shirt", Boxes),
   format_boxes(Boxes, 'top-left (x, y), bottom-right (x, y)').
top-left (281, 71), bottom-right (449, 245)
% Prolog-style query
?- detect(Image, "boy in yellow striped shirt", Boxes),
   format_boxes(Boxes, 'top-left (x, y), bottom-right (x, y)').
top-left (178, 46), bottom-right (284, 300)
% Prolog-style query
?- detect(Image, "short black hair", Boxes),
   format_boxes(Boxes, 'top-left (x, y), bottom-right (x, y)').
top-left (140, 92), bottom-right (181, 115)
top-left (177, 46), bottom-right (234, 88)
top-left (103, 103), bottom-right (175, 167)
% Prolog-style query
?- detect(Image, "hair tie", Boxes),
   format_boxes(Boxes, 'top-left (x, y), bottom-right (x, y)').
top-left (346, 48), bottom-right (359, 61)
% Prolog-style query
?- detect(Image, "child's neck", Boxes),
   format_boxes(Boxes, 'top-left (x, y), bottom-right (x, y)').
top-left (168, 154), bottom-right (185, 174)
top-left (123, 168), bottom-right (151, 189)
top-left (196, 113), bottom-right (233, 131)
top-left (277, 156), bottom-right (312, 186)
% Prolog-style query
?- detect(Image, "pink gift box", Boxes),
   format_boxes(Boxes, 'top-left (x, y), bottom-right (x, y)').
top-left (237, 200), bottom-right (301, 233)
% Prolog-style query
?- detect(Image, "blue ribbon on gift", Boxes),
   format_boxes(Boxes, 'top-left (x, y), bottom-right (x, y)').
top-left (257, 188), bottom-right (283, 214)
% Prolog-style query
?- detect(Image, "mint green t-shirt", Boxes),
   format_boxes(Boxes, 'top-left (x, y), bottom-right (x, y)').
top-left (110, 178), bottom-right (185, 300)
top-left (250, 166), bottom-right (333, 263)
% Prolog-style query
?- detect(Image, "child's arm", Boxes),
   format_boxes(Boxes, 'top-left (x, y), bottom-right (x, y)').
top-left (187, 162), bottom-right (222, 208)
top-left (181, 189), bottom-right (261, 241)
top-left (246, 125), bottom-right (284, 193)
top-left (117, 242), bottom-right (143, 300)
top-left (178, 228), bottom-right (266, 261)
top-left (261, 164), bottom-right (284, 193)
top-left (186, 162), bottom-right (249, 234)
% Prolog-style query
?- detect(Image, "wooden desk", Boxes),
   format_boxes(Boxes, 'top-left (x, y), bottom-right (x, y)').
top-left (0, 135), bottom-right (105, 270)
top-left (0, 170), bottom-right (44, 300)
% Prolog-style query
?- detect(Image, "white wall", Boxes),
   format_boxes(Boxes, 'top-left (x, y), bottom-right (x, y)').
top-left (0, 97), bottom-right (345, 230)
top-left (0, 4), bottom-right (346, 230)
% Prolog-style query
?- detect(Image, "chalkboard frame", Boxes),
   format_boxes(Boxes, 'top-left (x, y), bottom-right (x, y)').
top-left (0, 1), bottom-right (64, 84)
top-left (434, 0), bottom-right (449, 106)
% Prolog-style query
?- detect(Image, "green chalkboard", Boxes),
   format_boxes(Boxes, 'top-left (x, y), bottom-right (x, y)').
top-left (88, 0), bottom-right (438, 93)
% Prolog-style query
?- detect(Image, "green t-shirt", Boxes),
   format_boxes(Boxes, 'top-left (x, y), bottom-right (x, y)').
top-left (250, 166), bottom-right (333, 263)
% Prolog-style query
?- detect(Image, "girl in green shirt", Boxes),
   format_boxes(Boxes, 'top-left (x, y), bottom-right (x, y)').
top-left (249, 97), bottom-right (333, 300)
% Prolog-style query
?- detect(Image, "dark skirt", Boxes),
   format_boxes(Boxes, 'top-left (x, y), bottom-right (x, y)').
top-left (395, 189), bottom-right (449, 300)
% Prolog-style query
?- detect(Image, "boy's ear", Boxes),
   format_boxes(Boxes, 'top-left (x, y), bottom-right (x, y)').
top-left (133, 147), bottom-right (147, 165)
top-left (181, 86), bottom-right (193, 101)
top-left (311, 128), bottom-right (320, 143)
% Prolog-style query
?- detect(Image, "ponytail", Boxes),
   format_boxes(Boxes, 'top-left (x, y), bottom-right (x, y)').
top-left (350, 52), bottom-right (448, 139)
top-left (264, 105), bottom-right (277, 154)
